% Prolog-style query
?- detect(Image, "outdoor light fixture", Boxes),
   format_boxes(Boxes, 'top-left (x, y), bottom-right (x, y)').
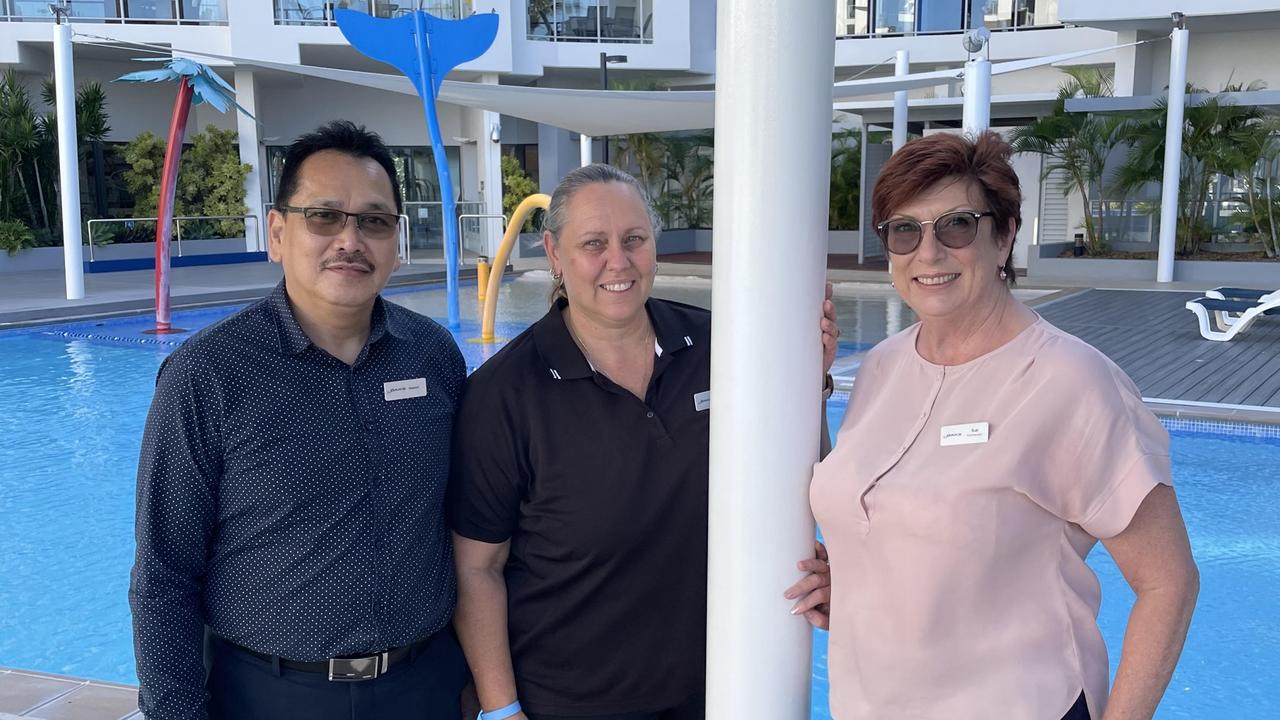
top-left (961, 26), bottom-right (991, 55)
top-left (490, 122), bottom-right (502, 144)
top-left (599, 53), bottom-right (628, 164)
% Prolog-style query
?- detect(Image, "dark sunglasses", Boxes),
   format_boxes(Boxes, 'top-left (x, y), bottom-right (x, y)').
top-left (875, 210), bottom-right (994, 255)
top-left (277, 205), bottom-right (401, 240)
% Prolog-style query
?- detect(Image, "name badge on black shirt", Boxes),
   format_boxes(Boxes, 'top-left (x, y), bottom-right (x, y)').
top-left (693, 390), bottom-right (710, 412)
top-left (384, 378), bottom-right (428, 401)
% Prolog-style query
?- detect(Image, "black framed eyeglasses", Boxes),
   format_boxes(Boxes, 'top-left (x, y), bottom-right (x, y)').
top-left (277, 205), bottom-right (401, 240)
top-left (875, 210), bottom-right (995, 255)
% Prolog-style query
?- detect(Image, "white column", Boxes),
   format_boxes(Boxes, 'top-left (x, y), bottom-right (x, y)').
top-left (1157, 21), bottom-right (1189, 283)
top-left (706, 1), bottom-right (833, 717)
top-left (54, 20), bottom-right (84, 300)
top-left (480, 75), bottom-right (504, 259)
top-left (579, 133), bottom-right (593, 167)
top-left (234, 70), bottom-right (266, 252)
top-left (893, 49), bottom-right (909, 152)
top-left (962, 56), bottom-right (992, 135)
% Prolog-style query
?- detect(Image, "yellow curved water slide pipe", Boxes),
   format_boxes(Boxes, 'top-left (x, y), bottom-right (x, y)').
top-left (480, 193), bottom-right (551, 342)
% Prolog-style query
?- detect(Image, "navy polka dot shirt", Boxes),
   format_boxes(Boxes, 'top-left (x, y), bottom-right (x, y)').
top-left (129, 282), bottom-right (465, 719)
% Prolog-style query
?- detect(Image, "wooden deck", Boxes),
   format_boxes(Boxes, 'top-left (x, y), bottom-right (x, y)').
top-left (1036, 289), bottom-right (1280, 410)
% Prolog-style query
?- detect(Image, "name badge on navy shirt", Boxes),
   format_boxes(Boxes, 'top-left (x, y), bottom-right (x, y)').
top-left (384, 378), bottom-right (428, 401)
top-left (940, 422), bottom-right (989, 446)
top-left (693, 390), bottom-right (711, 412)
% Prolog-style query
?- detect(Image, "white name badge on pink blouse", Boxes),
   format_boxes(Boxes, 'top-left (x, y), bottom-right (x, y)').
top-left (384, 378), bottom-right (428, 401)
top-left (940, 422), bottom-right (989, 446)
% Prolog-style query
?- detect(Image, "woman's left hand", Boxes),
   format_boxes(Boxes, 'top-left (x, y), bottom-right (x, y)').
top-left (784, 541), bottom-right (831, 630)
top-left (821, 282), bottom-right (840, 375)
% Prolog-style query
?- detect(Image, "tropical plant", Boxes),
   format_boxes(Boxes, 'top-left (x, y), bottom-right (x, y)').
top-left (656, 131), bottom-right (714, 229)
top-left (0, 219), bottom-right (34, 255)
top-left (1230, 113), bottom-right (1280, 257)
top-left (1114, 81), bottom-right (1266, 254)
top-left (121, 128), bottom-right (250, 239)
top-left (1009, 67), bottom-right (1129, 254)
top-left (607, 79), bottom-right (670, 197)
top-left (829, 127), bottom-right (861, 231)
top-left (501, 154), bottom-right (539, 231)
top-left (0, 68), bottom-right (45, 230)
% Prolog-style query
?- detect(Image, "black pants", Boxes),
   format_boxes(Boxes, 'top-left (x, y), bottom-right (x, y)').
top-left (526, 691), bottom-right (704, 720)
top-left (1061, 692), bottom-right (1091, 720)
top-left (207, 630), bottom-right (469, 720)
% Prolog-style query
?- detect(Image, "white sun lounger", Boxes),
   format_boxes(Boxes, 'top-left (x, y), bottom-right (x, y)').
top-left (1185, 294), bottom-right (1280, 341)
top-left (1200, 287), bottom-right (1279, 328)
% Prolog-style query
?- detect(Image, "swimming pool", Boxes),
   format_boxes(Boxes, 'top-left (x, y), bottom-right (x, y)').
top-left (0, 277), bottom-right (1276, 718)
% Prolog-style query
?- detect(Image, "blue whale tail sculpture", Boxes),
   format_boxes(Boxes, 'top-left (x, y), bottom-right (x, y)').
top-left (335, 8), bottom-right (500, 330)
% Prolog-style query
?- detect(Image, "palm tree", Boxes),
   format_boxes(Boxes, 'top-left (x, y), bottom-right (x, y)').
top-left (1114, 81), bottom-right (1265, 254)
top-left (1009, 67), bottom-right (1128, 253)
top-left (1231, 113), bottom-right (1280, 257)
top-left (829, 127), bottom-right (861, 231)
top-left (116, 57), bottom-right (248, 333)
top-left (0, 69), bottom-right (44, 230)
top-left (607, 79), bottom-right (670, 198)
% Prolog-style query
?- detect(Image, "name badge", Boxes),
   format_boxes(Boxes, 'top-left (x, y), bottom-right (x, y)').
top-left (384, 378), bottom-right (427, 401)
top-left (693, 390), bottom-right (711, 412)
top-left (940, 422), bottom-right (989, 446)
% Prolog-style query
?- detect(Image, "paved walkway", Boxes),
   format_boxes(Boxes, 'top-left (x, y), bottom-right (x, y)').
top-left (0, 261), bottom-right (456, 328)
top-left (0, 668), bottom-right (137, 720)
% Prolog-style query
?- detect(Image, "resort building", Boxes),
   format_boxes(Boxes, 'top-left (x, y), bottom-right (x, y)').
top-left (1, 1), bottom-right (1278, 269)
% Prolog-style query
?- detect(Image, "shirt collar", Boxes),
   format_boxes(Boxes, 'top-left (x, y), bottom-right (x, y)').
top-left (268, 280), bottom-right (404, 356)
top-left (532, 297), bottom-right (696, 381)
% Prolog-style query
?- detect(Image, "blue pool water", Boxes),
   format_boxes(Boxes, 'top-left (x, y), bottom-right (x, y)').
top-left (1, 281), bottom-right (1277, 718)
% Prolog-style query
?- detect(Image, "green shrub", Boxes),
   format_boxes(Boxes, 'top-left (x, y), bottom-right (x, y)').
top-left (121, 128), bottom-right (250, 240)
top-left (502, 155), bottom-right (540, 232)
top-left (0, 219), bottom-right (34, 255)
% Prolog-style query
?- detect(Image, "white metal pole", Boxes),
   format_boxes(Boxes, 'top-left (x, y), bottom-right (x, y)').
top-left (962, 56), bottom-right (992, 135)
top-left (579, 133), bottom-right (593, 167)
top-left (706, 0), bottom-right (833, 717)
top-left (893, 49), bottom-right (909, 151)
top-left (54, 19), bottom-right (85, 300)
top-left (1157, 18), bottom-right (1189, 283)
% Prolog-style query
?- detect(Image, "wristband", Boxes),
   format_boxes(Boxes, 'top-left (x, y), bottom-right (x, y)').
top-left (478, 700), bottom-right (522, 720)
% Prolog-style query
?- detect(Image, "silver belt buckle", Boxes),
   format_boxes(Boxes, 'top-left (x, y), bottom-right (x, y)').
top-left (327, 651), bottom-right (389, 682)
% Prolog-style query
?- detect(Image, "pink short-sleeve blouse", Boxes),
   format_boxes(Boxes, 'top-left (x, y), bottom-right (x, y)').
top-left (811, 317), bottom-right (1171, 720)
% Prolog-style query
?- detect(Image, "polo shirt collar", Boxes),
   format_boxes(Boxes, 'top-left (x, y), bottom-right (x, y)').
top-left (268, 280), bottom-right (402, 355)
top-left (532, 297), bottom-right (697, 380)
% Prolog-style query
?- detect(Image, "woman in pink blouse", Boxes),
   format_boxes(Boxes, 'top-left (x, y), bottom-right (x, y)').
top-left (788, 132), bottom-right (1198, 720)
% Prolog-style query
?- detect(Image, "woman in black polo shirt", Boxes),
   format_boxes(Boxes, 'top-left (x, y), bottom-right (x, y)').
top-left (447, 164), bottom-right (838, 720)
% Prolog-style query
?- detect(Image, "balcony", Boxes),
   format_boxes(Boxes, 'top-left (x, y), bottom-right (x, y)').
top-left (836, 0), bottom-right (1061, 38)
top-left (527, 1), bottom-right (653, 44)
top-left (274, 0), bottom-right (472, 26)
top-left (1, 0), bottom-right (227, 23)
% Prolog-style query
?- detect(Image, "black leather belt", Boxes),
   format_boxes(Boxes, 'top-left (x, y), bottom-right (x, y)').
top-left (217, 635), bottom-right (431, 682)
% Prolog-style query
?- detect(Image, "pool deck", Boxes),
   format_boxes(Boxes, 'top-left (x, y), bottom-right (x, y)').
top-left (0, 668), bottom-right (138, 719)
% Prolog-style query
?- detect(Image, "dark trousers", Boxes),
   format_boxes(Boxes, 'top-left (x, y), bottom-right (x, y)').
top-left (526, 691), bottom-right (704, 720)
top-left (207, 630), bottom-right (469, 720)
top-left (1061, 692), bottom-right (1091, 720)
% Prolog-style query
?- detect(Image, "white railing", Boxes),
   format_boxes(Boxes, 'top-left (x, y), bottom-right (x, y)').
top-left (1, 0), bottom-right (227, 24)
top-left (274, 0), bottom-right (470, 26)
top-left (85, 214), bottom-right (262, 261)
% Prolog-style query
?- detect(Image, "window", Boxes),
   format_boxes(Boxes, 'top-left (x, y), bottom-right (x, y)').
top-left (528, 0), bottom-right (651, 43)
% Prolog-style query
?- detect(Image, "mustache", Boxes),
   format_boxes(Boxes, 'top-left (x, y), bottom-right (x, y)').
top-left (321, 251), bottom-right (374, 271)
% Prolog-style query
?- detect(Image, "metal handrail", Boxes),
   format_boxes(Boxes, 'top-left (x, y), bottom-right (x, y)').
top-left (85, 214), bottom-right (262, 261)
top-left (1, 0), bottom-right (228, 24)
top-left (457, 212), bottom-right (507, 267)
top-left (272, 0), bottom-right (468, 26)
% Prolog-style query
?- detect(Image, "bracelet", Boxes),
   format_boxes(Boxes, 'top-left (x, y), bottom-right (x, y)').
top-left (478, 700), bottom-right (522, 720)
top-left (822, 372), bottom-right (834, 400)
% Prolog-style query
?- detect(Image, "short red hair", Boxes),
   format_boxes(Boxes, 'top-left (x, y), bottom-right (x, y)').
top-left (872, 132), bottom-right (1021, 282)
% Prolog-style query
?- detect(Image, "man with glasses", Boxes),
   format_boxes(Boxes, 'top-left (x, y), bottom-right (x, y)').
top-left (130, 120), bottom-right (469, 719)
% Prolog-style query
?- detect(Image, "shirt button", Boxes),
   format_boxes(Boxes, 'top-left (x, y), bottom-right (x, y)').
top-left (646, 411), bottom-right (655, 418)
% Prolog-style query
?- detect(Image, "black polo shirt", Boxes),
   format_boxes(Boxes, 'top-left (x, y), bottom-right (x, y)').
top-left (448, 297), bottom-right (711, 716)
